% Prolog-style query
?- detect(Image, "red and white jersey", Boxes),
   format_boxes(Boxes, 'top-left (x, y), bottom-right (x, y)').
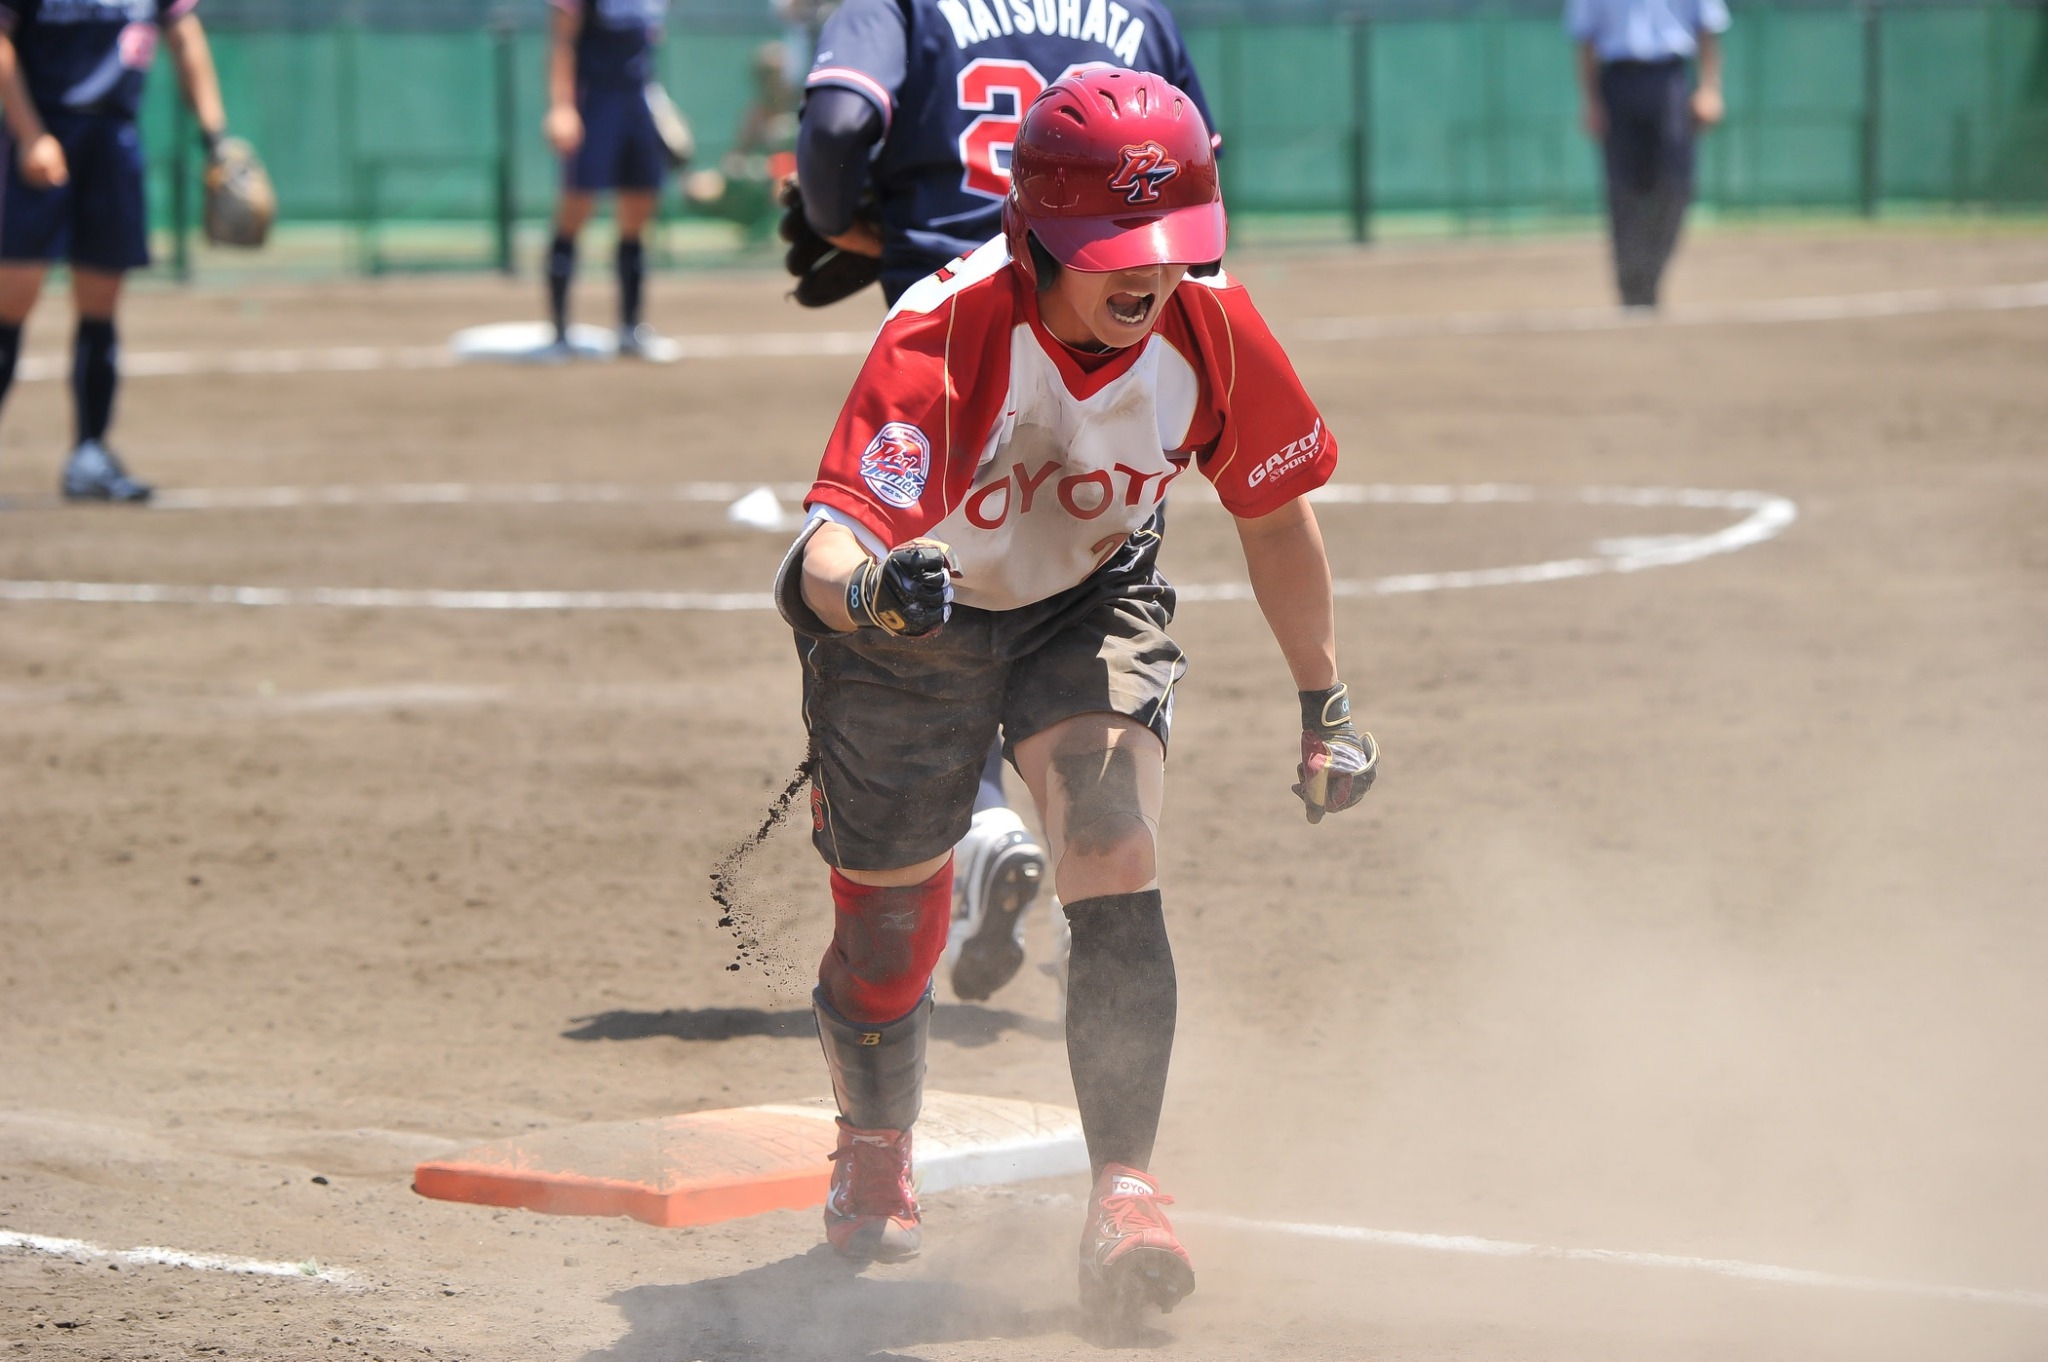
top-left (803, 237), bottom-right (1337, 612)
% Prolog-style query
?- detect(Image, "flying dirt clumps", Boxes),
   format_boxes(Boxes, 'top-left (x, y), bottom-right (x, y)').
top-left (707, 755), bottom-right (815, 992)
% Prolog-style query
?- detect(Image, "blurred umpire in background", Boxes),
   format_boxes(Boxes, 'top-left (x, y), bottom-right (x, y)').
top-left (544, 0), bottom-right (673, 356)
top-left (0, 0), bottom-right (237, 502)
top-left (1569, 0), bottom-right (1728, 309)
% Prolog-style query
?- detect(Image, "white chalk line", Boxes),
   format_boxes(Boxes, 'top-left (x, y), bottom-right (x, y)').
top-left (145, 480), bottom-right (812, 511)
top-left (0, 483), bottom-right (1796, 611)
top-left (1183, 1212), bottom-right (2048, 1312)
top-left (12, 1212), bottom-right (2040, 1311)
top-left (8, 279), bottom-right (2043, 383)
top-left (1, 1227), bottom-right (352, 1285)
top-left (1292, 278), bottom-right (2048, 341)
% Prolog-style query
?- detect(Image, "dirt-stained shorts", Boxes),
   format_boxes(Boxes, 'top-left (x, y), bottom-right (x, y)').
top-left (797, 525), bottom-right (1185, 871)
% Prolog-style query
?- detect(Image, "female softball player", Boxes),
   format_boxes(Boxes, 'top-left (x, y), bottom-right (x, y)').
top-left (773, 69), bottom-right (1376, 1325)
top-left (543, 0), bottom-right (671, 356)
top-left (0, 0), bottom-right (235, 502)
top-left (782, 0), bottom-right (1219, 1001)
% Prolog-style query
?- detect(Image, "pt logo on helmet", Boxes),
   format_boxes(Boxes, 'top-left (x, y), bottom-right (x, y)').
top-left (1108, 143), bottom-right (1180, 206)
top-left (859, 422), bottom-right (931, 509)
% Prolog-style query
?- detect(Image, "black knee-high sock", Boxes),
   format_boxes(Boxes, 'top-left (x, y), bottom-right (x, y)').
top-left (0, 322), bottom-right (22, 414)
top-left (546, 233), bottom-right (576, 341)
top-left (73, 318), bottom-right (117, 445)
top-left (1064, 890), bottom-right (1177, 1176)
top-left (616, 237), bottom-right (644, 332)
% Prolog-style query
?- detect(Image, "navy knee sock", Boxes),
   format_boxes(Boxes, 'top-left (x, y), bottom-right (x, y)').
top-left (547, 233), bottom-right (576, 341)
top-left (1064, 890), bottom-right (1177, 1175)
top-left (616, 237), bottom-right (645, 332)
top-left (972, 740), bottom-right (1008, 815)
top-left (0, 322), bottom-right (21, 414)
top-left (73, 318), bottom-right (117, 446)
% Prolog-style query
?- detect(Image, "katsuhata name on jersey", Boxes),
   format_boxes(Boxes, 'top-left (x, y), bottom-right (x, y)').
top-left (934, 0), bottom-right (1150, 64)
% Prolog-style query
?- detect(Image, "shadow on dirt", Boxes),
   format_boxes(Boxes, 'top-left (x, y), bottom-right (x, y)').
top-left (561, 1003), bottom-right (1060, 1047)
top-left (579, 1245), bottom-right (1082, 1361)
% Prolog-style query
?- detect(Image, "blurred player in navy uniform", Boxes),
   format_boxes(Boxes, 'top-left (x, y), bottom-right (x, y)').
top-left (0, 0), bottom-right (233, 502)
top-left (784, 0), bottom-right (1215, 1004)
top-left (1569, 0), bottom-right (1727, 309)
top-left (795, 0), bottom-right (1214, 300)
top-left (544, 0), bottom-right (672, 356)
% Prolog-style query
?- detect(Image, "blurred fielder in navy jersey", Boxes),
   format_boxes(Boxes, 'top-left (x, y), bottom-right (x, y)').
top-left (783, 0), bottom-right (1215, 1003)
top-left (795, 0), bottom-right (1214, 300)
top-left (544, 0), bottom-right (673, 357)
top-left (1569, 0), bottom-right (1728, 309)
top-left (0, 0), bottom-right (234, 502)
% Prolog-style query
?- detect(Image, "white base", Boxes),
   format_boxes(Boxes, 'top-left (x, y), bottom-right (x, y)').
top-left (725, 485), bottom-right (803, 532)
top-left (448, 321), bottom-right (681, 365)
top-left (757, 1091), bottom-right (1088, 1194)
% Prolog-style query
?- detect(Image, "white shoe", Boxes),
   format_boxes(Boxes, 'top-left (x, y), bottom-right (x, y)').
top-left (944, 807), bottom-right (1046, 1001)
top-left (617, 323), bottom-right (681, 363)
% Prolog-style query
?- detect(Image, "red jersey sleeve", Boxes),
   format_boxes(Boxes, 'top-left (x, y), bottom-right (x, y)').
top-left (806, 274), bottom-right (1017, 548)
top-left (1181, 277), bottom-right (1338, 518)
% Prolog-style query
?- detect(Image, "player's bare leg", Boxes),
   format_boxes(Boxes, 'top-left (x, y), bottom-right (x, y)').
top-left (0, 263), bottom-right (47, 451)
top-left (612, 190), bottom-right (659, 355)
top-left (59, 269), bottom-right (148, 503)
top-left (547, 192), bottom-right (596, 350)
top-left (1016, 713), bottom-right (1195, 1329)
top-left (814, 850), bottom-right (951, 1262)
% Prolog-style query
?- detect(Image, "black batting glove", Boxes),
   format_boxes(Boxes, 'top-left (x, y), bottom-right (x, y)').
top-left (1293, 682), bottom-right (1378, 823)
top-left (847, 539), bottom-right (957, 637)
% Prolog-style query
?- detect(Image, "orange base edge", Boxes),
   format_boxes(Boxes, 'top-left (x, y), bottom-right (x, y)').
top-left (412, 1162), bottom-right (833, 1229)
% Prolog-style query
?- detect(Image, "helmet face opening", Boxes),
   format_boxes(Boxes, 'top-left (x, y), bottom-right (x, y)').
top-left (1004, 69), bottom-right (1225, 279)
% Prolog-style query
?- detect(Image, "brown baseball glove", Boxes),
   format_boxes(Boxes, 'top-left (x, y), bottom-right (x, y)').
top-left (204, 136), bottom-right (276, 249)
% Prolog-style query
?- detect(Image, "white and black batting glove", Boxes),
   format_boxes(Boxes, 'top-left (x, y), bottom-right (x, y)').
top-left (847, 539), bottom-right (958, 638)
top-left (1293, 682), bottom-right (1378, 823)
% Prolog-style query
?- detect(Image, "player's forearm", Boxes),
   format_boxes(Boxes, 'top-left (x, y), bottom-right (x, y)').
top-left (0, 37), bottom-right (46, 145)
top-left (1575, 41), bottom-right (1600, 108)
top-left (1695, 31), bottom-right (1722, 95)
top-left (799, 521), bottom-right (871, 633)
top-left (797, 87), bottom-right (883, 238)
top-left (1236, 497), bottom-right (1341, 693)
top-left (165, 17), bottom-right (226, 142)
top-left (546, 7), bottom-right (579, 111)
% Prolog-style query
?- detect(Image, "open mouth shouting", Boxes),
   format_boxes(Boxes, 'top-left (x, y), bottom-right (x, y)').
top-left (1106, 291), bottom-right (1156, 328)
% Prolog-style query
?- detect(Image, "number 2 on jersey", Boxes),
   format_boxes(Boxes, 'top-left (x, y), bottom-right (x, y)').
top-left (956, 58), bottom-right (1090, 201)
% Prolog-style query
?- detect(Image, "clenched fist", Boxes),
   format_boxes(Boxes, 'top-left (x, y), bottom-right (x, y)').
top-left (19, 133), bottom-right (68, 189)
top-left (1293, 682), bottom-right (1377, 823)
top-left (847, 539), bottom-right (957, 637)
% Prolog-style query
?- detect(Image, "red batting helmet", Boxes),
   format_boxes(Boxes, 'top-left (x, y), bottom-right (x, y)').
top-left (1002, 67), bottom-right (1225, 281)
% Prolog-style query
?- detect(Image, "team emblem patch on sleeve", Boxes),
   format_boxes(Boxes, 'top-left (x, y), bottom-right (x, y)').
top-left (1108, 143), bottom-right (1180, 206)
top-left (859, 423), bottom-right (932, 509)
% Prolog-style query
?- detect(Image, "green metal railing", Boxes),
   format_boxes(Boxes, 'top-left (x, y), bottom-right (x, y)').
top-left (138, 0), bottom-right (2048, 274)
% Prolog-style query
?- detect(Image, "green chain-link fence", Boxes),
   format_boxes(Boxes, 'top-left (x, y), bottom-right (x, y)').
top-left (136, 0), bottom-right (2048, 273)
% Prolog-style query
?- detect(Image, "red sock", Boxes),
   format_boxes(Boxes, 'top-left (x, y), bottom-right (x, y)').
top-left (818, 862), bottom-right (953, 1023)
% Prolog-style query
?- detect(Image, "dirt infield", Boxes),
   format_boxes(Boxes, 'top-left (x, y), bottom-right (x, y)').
top-left (4, 224), bottom-right (2047, 1360)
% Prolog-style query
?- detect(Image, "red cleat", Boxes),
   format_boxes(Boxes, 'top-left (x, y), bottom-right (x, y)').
top-left (823, 1121), bottom-right (922, 1262)
top-left (1078, 1163), bottom-right (1196, 1325)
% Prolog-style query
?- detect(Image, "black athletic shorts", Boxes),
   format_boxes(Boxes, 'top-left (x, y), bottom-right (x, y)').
top-left (797, 519), bottom-right (1185, 872)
